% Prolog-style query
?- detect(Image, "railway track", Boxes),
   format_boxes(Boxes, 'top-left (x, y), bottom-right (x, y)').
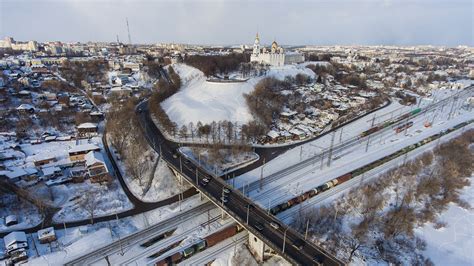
top-left (179, 231), bottom-right (248, 266)
top-left (241, 86), bottom-right (473, 195)
top-left (278, 121), bottom-right (474, 223)
top-left (65, 201), bottom-right (215, 265)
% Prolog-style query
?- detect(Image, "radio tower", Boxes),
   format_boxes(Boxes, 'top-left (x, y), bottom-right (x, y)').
top-left (126, 18), bottom-right (132, 45)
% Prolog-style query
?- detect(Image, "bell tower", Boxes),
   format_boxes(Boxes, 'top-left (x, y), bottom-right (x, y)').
top-left (252, 32), bottom-right (260, 55)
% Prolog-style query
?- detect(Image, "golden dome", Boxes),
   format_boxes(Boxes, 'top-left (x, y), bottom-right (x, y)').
top-left (271, 41), bottom-right (278, 50)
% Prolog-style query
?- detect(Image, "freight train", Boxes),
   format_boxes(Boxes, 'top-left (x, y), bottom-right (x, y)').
top-left (155, 225), bottom-right (242, 266)
top-left (360, 108), bottom-right (421, 138)
top-left (270, 119), bottom-right (473, 216)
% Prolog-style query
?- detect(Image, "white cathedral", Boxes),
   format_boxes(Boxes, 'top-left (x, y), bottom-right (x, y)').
top-left (250, 33), bottom-right (305, 66)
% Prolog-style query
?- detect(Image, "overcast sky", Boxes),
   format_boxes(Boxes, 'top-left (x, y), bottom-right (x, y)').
top-left (0, 0), bottom-right (472, 46)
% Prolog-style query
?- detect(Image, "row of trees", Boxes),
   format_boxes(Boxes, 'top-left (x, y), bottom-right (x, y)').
top-left (292, 129), bottom-right (474, 264)
top-left (174, 119), bottom-right (267, 145)
top-left (184, 53), bottom-right (249, 77)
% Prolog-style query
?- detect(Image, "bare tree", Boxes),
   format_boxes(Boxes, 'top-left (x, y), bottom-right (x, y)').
top-left (80, 190), bottom-right (101, 224)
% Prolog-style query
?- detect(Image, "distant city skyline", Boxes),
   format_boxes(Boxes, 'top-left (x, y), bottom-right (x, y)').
top-left (1, 0), bottom-right (472, 46)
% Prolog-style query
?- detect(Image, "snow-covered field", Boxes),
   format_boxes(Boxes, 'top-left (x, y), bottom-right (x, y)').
top-left (161, 63), bottom-right (316, 127)
top-left (416, 177), bottom-right (474, 266)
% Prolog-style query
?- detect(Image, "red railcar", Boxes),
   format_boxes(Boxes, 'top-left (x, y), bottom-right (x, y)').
top-left (336, 173), bottom-right (352, 184)
top-left (204, 225), bottom-right (238, 248)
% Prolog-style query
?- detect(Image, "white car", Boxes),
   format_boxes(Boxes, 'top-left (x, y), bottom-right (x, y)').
top-left (270, 222), bottom-right (280, 230)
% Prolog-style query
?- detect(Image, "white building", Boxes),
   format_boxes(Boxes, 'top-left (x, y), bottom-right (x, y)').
top-left (250, 33), bottom-right (304, 66)
top-left (0, 37), bottom-right (38, 52)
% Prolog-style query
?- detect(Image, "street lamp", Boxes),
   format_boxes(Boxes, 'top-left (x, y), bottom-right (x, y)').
top-left (282, 227), bottom-right (289, 253)
top-left (246, 204), bottom-right (250, 224)
top-left (195, 168), bottom-right (199, 185)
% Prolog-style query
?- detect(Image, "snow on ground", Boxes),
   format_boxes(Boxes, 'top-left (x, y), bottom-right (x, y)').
top-left (161, 63), bottom-right (316, 127)
top-left (226, 88), bottom-right (473, 213)
top-left (109, 143), bottom-right (189, 203)
top-left (0, 194), bottom-right (42, 233)
top-left (24, 195), bottom-right (204, 265)
top-left (141, 158), bottom-right (190, 202)
top-left (179, 147), bottom-right (259, 176)
top-left (232, 88), bottom-right (470, 190)
top-left (52, 179), bottom-right (133, 223)
top-left (416, 177), bottom-right (474, 266)
top-left (210, 242), bottom-right (291, 266)
top-left (13, 137), bottom-right (134, 223)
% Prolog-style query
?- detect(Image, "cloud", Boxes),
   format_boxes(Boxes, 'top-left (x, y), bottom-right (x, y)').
top-left (0, 0), bottom-right (472, 46)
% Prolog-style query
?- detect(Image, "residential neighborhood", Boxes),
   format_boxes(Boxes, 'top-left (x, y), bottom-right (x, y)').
top-left (0, 1), bottom-right (473, 265)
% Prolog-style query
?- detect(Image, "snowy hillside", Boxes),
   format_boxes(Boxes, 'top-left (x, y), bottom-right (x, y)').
top-left (161, 63), bottom-right (316, 126)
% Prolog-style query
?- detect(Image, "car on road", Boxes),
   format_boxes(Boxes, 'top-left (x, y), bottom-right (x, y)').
top-left (223, 188), bottom-right (230, 194)
top-left (255, 223), bottom-right (264, 231)
top-left (172, 150), bottom-right (179, 158)
top-left (270, 222), bottom-right (280, 230)
top-left (220, 196), bottom-right (228, 203)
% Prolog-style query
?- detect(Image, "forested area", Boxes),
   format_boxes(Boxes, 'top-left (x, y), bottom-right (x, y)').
top-left (60, 59), bottom-right (109, 88)
top-left (184, 53), bottom-right (249, 77)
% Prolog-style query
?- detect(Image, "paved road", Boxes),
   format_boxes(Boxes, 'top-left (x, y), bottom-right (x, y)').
top-left (137, 101), bottom-right (344, 266)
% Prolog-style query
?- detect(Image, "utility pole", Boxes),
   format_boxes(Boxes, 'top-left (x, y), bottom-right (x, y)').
top-left (116, 212), bottom-right (124, 256)
top-left (282, 227), bottom-right (289, 253)
top-left (304, 219), bottom-right (310, 240)
top-left (339, 127), bottom-right (344, 143)
top-left (126, 17), bottom-right (132, 45)
top-left (370, 114), bottom-right (377, 127)
top-left (327, 131), bottom-right (336, 167)
top-left (320, 152), bottom-right (324, 170)
top-left (299, 146), bottom-right (303, 161)
top-left (365, 135), bottom-right (371, 153)
top-left (195, 168), bottom-right (199, 185)
top-left (246, 205), bottom-right (250, 224)
top-left (448, 97), bottom-right (457, 120)
top-left (232, 173), bottom-right (235, 188)
top-left (259, 158), bottom-right (265, 190)
top-left (208, 209), bottom-right (211, 230)
top-left (267, 198), bottom-right (271, 214)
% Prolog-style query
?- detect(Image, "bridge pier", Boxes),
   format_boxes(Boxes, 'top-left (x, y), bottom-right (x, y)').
top-left (248, 231), bottom-right (270, 263)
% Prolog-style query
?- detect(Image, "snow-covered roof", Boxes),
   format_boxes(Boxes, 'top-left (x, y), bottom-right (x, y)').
top-left (68, 144), bottom-right (100, 154)
top-left (77, 122), bottom-right (98, 129)
top-left (85, 151), bottom-right (106, 168)
top-left (37, 227), bottom-right (55, 240)
top-left (4, 231), bottom-right (27, 247)
top-left (5, 215), bottom-right (17, 224)
top-left (0, 167), bottom-right (37, 180)
top-left (16, 103), bottom-right (34, 110)
top-left (41, 166), bottom-right (61, 176)
top-left (267, 130), bottom-right (280, 139)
